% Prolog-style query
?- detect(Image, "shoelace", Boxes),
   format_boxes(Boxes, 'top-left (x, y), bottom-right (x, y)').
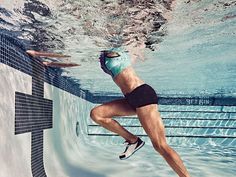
top-left (123, 140), bottom-right (131, 146)
top-left (122, 141), bottom-right (131, 153)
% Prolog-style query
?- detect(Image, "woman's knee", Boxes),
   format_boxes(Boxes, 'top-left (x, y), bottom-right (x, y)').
top-left (152, 139), bottom-right (169, 156)
top-left (90, 106), bottom-right (108, 123)
top-left (90, 107), bottom-right (101, 121)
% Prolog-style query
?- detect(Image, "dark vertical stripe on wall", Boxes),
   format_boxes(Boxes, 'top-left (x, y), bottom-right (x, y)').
top-left (30, 48), bottom-right (49, 177)
top-left (32, 59), bottom-right (44, 97)
top-left (31, 130), bottom-right (47, 177)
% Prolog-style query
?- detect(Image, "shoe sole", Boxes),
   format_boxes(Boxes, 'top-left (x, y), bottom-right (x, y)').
top-left (119, 141), bottom-right (145, 160)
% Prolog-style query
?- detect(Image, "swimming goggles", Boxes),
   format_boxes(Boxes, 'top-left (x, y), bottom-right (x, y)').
top-left (100, 50), bottom-right (120, 58)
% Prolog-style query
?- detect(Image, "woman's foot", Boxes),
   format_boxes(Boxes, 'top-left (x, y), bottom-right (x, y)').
top-left (119, 137), bottom-right (145, 160)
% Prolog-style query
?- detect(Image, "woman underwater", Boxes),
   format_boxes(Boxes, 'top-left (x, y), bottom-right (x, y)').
top-left (90, 48), bottom-right (190, 177)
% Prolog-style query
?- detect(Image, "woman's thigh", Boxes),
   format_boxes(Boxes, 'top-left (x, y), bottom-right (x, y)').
top-left (136, 104), bottom-right (166, 142)
top-left (91, 98), bottom-right (136, 118)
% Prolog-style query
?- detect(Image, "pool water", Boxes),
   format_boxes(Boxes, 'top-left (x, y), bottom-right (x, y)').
top-left (1, 0), bottom-right (236, 177)
top-left (1, 0), bottom-right (236, 95)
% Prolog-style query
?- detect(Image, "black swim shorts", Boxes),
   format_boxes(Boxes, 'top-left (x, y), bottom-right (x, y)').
top-left (124, 84), bottom-right (158, 109)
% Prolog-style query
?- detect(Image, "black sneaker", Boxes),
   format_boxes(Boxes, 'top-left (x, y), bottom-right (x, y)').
top-left (119, 137), bottom-right (145, 160)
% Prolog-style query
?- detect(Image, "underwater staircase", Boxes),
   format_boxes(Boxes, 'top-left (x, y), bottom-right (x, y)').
top-left (87, 97), bottom-right (236, 140)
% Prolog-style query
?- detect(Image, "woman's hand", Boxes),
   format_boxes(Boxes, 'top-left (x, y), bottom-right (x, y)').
top-left (26, 50), bottom-right (38, 57)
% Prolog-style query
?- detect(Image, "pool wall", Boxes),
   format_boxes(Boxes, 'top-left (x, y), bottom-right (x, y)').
top-left (0, 33), bottom-right (98, 177)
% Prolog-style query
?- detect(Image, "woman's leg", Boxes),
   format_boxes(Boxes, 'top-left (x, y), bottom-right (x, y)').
top-left (90, 98), bottom-right (138, 143)
top-left (136, 104), bottom-right (190, 177)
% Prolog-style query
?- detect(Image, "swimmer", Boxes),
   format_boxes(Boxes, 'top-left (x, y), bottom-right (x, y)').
top-left (26, 50), bottom-right (80, 67)
top-left (90, 48), bottom-right (190, 177)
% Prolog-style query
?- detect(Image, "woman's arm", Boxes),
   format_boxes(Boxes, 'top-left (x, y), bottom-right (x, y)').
top-left (26, 50), bottom-right (80, 68)
top-left (26, 50), bottom-right (71, 58)
top-left (43, 61), bottom-right (80, 68)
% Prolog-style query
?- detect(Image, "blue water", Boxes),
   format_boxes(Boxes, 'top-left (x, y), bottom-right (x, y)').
top-left (1, 0), bottom-right (236, 177)
top-left (1, 0), bottom-right (236, 96)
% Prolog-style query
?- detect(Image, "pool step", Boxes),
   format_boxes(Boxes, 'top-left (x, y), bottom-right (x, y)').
top-left (87, 109), bottom-right (236, 139)
top-left (160, 112), bottom-right (236, 119)
top-left (88, 117), bottom-right (236, 127)
top-left (91, 104), bottom-right (236, 113)
top-left (158, 105), bottom-right (236, 112)
top-left (88, 124), bottom-right (236, 138)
